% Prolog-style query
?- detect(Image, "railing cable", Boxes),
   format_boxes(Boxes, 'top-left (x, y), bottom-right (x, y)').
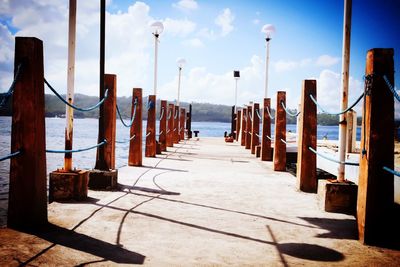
top-left (383, 75), bottom-right (399, 102)
top-left (281, 101), bottom-right (300, 117)
top-left (266, 106), bottom-right (275, 120)
top-left (0, 150), bottom-right (22, 162)
top-left (46, 139), bottom-right (107, 153)
top-left (255, 109), bottom-right (262, 120)
top-left (0, 63), bottom-right (23, 109)
top-left (116, 134), bottom-right (136, 144)
top-left (116, 98), bottom-right (137, 128)
top-left (382, 166), bottom-right (400, 177)
top-left (308, 147), bottom-right (359, 166)
top-left (309, 92), bottom-right (364, 116)
top-left (159, 106), bottom-right (165, 120)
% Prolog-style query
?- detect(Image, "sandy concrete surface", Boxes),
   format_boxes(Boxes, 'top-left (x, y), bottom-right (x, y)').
top-left (0, 137), bottom-right (399, 266)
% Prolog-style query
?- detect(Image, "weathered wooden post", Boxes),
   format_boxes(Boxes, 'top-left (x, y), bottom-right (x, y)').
top-left (145, 95), bottom-right (156, 157)
top-left (180, 108), bottom-right (186, 140)
top-left (236, 109), bottom-right (241, 142)
top-left (8, 37), bottom-right (47, 228)
top-left (231, 105), bottom-right (236, 138)
top-left (273, 91), bottom-right (286, 171)
top-left (187, 104), bottom-right (192, 139)
top-left (346, 110), bottom-right (357, 153)
top-left (245, 105), bottom-right (252, 149)
top-left (174, 105), bottom-right (180, 144)
top-left (357, 48), bottom-right (395, 245)
top-left (297, 80), bottom-right (317, 192)
top-left (261, 98), bottom-right (273, 161)
top-left (251, 103), bottom-right (260, 154)
top-left (128, 88), bottom-right (142, 166)
top-left (241, 108), bottom-right (247, 146)
top-left (159, 100), bottom-right (167, 152)
top-left (167, 103), bottom-right (174, 147)
top-left (89, 74), bottom-right (118, 189)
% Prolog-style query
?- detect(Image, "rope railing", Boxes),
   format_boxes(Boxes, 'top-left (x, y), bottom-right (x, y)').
top-left (266, 106), bottom-right (275, 120)
top-left (0, 150), bottom-right (22, 162)
top-left (255, 133), bottom-right (260, 138)
top-left (0, 63), bottom-right (23, 109)
top-left (167, 110), bottom-right (172, 120)
top-left (115, 134), bottom-right (136, 144)
top-left (280, 101), bottom-right (300, 117)
top-left (383, 75), bottom-right (399, 102)
top-left (159, 106), bottom-right (165, 120)
top-left (248, 111), bottom-right (253, 121)
top-left (46, 139), bottom-right (107, 153)
top-left (146, 100), bottom-right (154, 110)
top-left (167, 129), bottom-right (171, 134)
top-left (309, 92), bottom-right (364, 116)
top-left (44, 78), bottom-right (109, 112)
top-left (382, 166), bottom-right (400, 177)
top-left (116, 98), bottom-right (137, 128)
top-left (308, 147), bottom-right (359, 166)
top-left (280, 139), bottom-right (287, 144)
top-left (255, 109), bottom-right (262, 120)
top-left (146, 132), bottom-right (151, 137)
top-left (266, 135), bottom-right (273, 141)
top-left (174, 109), bottom-right (179, 119)
top-left (159, 130), bottom-right (164, 135)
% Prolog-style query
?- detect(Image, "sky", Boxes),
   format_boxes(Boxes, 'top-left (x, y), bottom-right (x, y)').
top-left (0, 0), bottom-right (399, 114)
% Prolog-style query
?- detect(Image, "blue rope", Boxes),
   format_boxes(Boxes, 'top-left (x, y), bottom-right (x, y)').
top-left (382, 166), bottom-right (400, 177)
top-left (116, 98), bottom-right (137, 128)
top-left (266, 106), bottom-right (275, 120)
top-left (383, 75), bottom-right (399, 102)
top-left (44, 78), bottom-right (108, 112)
top-left (167, 109), bottom-right (172, 120)
top-left (0, 63), bottom-right (23, 108)
top-left (280, 139), bottom-right (287, 144)
top-left (308, 147), bottom-right (359, 166)
top-left (159, 106), bottom-right (165, 120)
top-left (255, 109), bottom-right (262, 120)
top-left (46, 139), bottom-right (107, 153)
top-left (266, 135), bottom-right (273, 141)
top-left (174, 109), bottom-right (179, 119)
top-left (0, 150), bottom-right (22, 162)
top-left (116, 134), bottom-right (136, 144)
top-left (248, 111), bottom-right (253, 121)
top-left (147, 99), bottom-right (154, 110)
top-left (309, 92), bottom-right (364, 116)
top-left (280, 101), bottom-right (300, 117)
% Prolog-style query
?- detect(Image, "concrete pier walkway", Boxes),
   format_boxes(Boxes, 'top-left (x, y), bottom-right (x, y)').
top-left (1, 137), bottom-right (399, 266)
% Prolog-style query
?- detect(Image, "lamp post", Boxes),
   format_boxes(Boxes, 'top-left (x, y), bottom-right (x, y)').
top-left (261, 24), bottom-right (275, 99)
top-left (233, 70), bottom-right (240, 112)
top-left (176, 58), bottom-right (186, 106)
top-left (150, 21), bottom-right (164, 95)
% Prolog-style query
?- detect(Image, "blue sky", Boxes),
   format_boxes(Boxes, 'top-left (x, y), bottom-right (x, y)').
top-left (0, 0), bottom-right (399, 112)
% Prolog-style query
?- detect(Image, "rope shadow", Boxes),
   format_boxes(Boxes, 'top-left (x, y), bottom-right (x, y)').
top-left (298, 217), bottom-right (358, 240)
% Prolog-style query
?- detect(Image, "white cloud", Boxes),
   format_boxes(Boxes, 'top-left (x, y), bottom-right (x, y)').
top-left (316, 54), bottom-right (340, 67)
top-left (274, 58), bottom-right (311, 72)
top-left (172, 0), bottom-right (198, 11)
top-left (215, 8), bottom-right (234, 36)
top-left (182, 38), bottom-right (204, 48)
top-left (197, 27), bottom-right (216, 40)
top-left (252, 19), bottom-right (260, 25)
top-left (163, 18), bottom-right (196, 37)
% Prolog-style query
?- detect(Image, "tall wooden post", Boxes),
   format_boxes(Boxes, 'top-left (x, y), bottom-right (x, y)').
top-left (357, 48), bottom-right (395, 245)
top-left (241, 108), bottom-right (247, 146)
top-left (251, 103), bottom-right (260, 154)
top-left (297, 80), bottom-right (317, 192)
top-left (273, 91), bottom-right (286, 171)
top-left (128, 89), bottom-right (142, 166)
top-left (346, 110), bottom-right (357, 153)
top-left (231, 105), bottom-right (236, 138)
top-left (245, 105), bottom-right (252, 149)
top-left (187, 104), bottom-right (192, 139)
top-left (159, 100), bottom-right (167, 152)
top-left (167, 104), bottom-right (174, 147)
top-left (236, 109), bottom-right (241, 142)
top-left (8, 37), bottom-right (47, 228)
top-left (261, 98), bottom-right (272, 161)
top-left (180, 108), bottom-right (186, 140)
top-left (145, 95), bottom-right (156, 157)
top-left (174, 105), bottom-right (180, 144)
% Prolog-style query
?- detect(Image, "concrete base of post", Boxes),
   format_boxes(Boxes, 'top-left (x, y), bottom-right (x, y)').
top-left (49, 169), bottom-right (89, 202)
top-left (256, 145), bottom-right (261, 158)
top-left (318, 179), bottom-right (357, 215)
top-left (88, 169), bottom-right (118, 190)
top-left (156, 141), bottom-right (162, 154)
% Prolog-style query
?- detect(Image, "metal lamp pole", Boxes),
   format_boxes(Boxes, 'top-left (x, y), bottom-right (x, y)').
top-left (262, 24), bottom-right (276, 99)
top-left (176, 58), bottom-right (186, 106)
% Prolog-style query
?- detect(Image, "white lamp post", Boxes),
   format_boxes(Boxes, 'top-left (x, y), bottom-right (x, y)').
top-left (261, 24), bottom-right (276, 99)
top-left (176, 58), bottom-right (186, 106)
top-left (233, 70), bottom-right (240, 112)
top-left (150, 21), bottom-right (164, 95)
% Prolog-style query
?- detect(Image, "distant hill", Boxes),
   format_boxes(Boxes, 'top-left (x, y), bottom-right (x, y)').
top-left (0, 93), bottom-right (343, 125)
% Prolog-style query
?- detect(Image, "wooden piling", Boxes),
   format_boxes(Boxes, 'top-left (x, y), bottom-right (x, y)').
top-left (261, 98), bottom-right (273, 161)
top-left (251, 103), bottom-right (260, 154)
top-left (174, 105), bottom-right (180, 144)
top-left (236, 109), bottom-right (241, 142)
top-left (273, 91), bottom-right (286, 171)
top-left (167, 104), bottom-right (174, 147)
top-left (346, 110), bottom-right (357, 153)
top-left (8, 37), bottom-right (47, 228)
top-left (241, 108), bottom-right (247, 146)
top-left (128, 88), bottom-right (142, 166)
top-left (159, 100), bottom-right (167, 152)
top-left (180, 108), bottom-right (186, 140)
top-left (297, 80), bottom-right (317, 193)
top-left (187, 104), bottom-right (192, 139)
top-left (231, 105), bottom-right (236, 138)
top-left (245, 105), bottom-right (252, 149)
top-left (145, 95), bottom-right (156, 157)
top-left (357, 48), bottom-right (395, 245)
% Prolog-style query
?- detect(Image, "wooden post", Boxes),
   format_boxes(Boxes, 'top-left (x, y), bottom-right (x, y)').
top-left (174, 105), bottom-right (180, 144)
top-left (241, 108), bottom-right (247, 146)
top-left (357, 48), bottom-right (394, 245)
top-left (236, 109), bottom-right (241, 141)
top-left (297, 80), bottom-right (317, 193)
top-left (187, 104), bottom-right (192, 139)
top-left (261, 98), bottom-right (273, 161)
top-left (8, 37), bottom-right (47, 228)
top-left (251, 103), bottom-right (260, 154)
top-left (245, 105), bottom-right (252, 149)
top-left (167, 104), bottom-right (174, 147)
top-left (159, 100), bottom-right (167, 152)
top-left (145, 95), bottom-right (156, 157)
top-left (273, 91), bottom-right (286, 171)
top-left (231, 105), bottom-right (236, 138)
top-left (128, 89), bottom-right (142, 166)
top-left (180, 108), bottom-right (185, 140)
top-left (346, 110), bottom-right (357, 153)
